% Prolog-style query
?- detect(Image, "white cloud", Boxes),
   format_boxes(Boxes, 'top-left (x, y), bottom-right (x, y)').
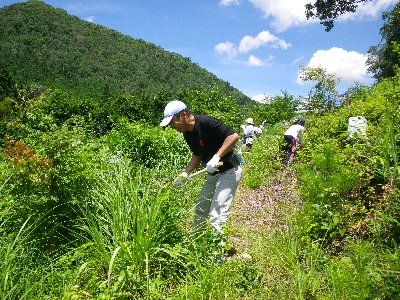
top-left (274, 39), bottom-right (291, 50)
top-left (248, 54), bottom-right (274, 66)
top-left (339, 0), bottom-right (398, 20)
top-left (292, 56), bottom-right (304, 65)
top-left (251, 94), bottom-right (270, 103)
top-left (239, 30), bottom-right (290, 53)
top-left (85, 16), bottom-right (95, 23)
top-left (214, 41), bottom-right (238, 59)
top-left (248, 0), bottom-right (311, 32)
top-left (248, 55), bottom-right (264, 66)
top-left (215, 31), bottom-right (288, 65)
top-left (247, 0), bottom-right (396, 32)
top-left (219, 0), bottom-right (240, 6)
top-left (298, 47), bottom-right (369, 83)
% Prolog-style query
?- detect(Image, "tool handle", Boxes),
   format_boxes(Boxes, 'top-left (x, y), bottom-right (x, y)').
top-left (188, 162), bottom-right (223, 178)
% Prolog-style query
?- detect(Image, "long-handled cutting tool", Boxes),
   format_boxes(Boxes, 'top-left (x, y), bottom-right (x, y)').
top-left (188, 162), bottom-right (223, 178)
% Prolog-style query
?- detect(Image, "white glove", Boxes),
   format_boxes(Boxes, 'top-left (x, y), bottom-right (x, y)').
top-left (206, 155), bottom-right (220, 173)
top-left (174, 171), bottom-right (188, 186)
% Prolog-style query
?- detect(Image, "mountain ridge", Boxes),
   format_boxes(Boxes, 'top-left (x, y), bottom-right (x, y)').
top-left (0, 0), bottom-right (250, 104)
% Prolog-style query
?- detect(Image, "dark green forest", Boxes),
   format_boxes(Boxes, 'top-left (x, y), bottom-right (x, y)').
top-left (0, 1), bottom-right (399, 299)
top-left (0, 0), bottom-right (249, 103)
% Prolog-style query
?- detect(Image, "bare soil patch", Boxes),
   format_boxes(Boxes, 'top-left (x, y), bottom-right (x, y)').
top-left (228, 169), bottom-right (301, 257)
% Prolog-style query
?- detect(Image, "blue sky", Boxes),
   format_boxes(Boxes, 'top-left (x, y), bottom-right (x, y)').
top-left (2, 0), bottom-right (397, 101)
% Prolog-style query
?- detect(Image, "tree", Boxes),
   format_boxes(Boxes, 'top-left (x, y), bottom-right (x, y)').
top-left (305, 0), bottom-right (372, 31)
top-left (299, 65), bottom-right (340, 113)
top-left (0, 62), bottom-right (17, 101)
top-left (366, 2), bottom-right (400, 80)
top-left (248, 91), bottom-right (299, 125)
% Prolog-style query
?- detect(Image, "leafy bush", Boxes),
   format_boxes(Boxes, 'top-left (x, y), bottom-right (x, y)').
top-left (0, 121), bottom-right (106, 248)
top-left (295, 73), bottom-right (400, 250)
top-left (319, 240), bottom-right (400, 299)
top-left (105, 119), bottom-right (190, 170)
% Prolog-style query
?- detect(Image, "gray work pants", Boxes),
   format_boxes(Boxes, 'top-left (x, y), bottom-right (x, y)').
top-left (194, 166), bottom-right (242, 234)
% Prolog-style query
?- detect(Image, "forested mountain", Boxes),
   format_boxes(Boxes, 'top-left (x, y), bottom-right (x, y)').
top-left (0, 0), bottom-right (249, 103)
top-left (1, 1), bottom-right (400, 298)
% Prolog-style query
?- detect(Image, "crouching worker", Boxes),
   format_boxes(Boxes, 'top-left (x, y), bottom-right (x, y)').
top-left (160, 100), bottom-right (242, 261)
top-left (284, 118), bottom-right (305, 167)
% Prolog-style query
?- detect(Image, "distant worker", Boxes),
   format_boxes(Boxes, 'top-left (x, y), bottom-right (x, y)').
top-left (241, 118), bottom-right (261, 150)
top-left (283, 118), bottom-right (305, 167)
top-left (160, 100), bottom-right (242, 261)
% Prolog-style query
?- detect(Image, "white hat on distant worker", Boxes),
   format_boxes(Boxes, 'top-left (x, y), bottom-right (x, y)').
top-left (246, 118), bottom-right (254, 125)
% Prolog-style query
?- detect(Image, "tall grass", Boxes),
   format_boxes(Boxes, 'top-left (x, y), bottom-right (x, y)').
top-left (0, 177), bottom-right (38, 299)
top-left (73, 155), bottom-right (192, 297)
top-left (0, 218), bottom-right (30, 299)
top-left (251, 223), bottom-right (323, 299)
top-left (242, 123), bottom-right (284, 188)
top-left (0, 216), bottom-right (56, 299)
top-left (382, 118), bottom-right (399, 185)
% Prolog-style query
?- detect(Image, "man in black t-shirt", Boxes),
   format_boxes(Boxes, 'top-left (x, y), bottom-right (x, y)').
top-left (160, 100), bottom-right (242, 238)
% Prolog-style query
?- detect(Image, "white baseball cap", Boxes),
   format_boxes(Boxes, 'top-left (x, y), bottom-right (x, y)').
top-left (246, 118), bottom-right (254, 124)
top-left (160, 100), bottom-right (187, 126)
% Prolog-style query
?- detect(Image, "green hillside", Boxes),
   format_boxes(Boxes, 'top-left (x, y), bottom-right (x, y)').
top-left (1, 1), bottom-right (399, 298)
top-left (0, 0), bottom-right (249, 103)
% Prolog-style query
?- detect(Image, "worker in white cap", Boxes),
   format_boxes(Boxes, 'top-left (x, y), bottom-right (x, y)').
top-left (241, 117), bottom-right (261, 150)
top-left (160, 99), bottom-right (242, 262)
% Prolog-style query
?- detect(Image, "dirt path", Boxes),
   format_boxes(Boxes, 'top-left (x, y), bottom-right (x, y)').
top-left (228, 168), bottom-right (301, 257)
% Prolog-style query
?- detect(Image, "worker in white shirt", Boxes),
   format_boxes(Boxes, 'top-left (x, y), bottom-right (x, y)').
top-left (284, 118), bottom-right (305, 167)
top-left (241, 118), bottom-right (261, 151)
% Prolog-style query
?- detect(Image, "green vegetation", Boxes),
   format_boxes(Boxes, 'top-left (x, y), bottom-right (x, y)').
top-left (306, 0), bottom-right (373, 31)
top-left (299, 65), bottom-right (340, 112)
top-left (0, 1), bottom-right (249, 104)
top-left (0, 1), bottom-right (400, 299)
top-left (367, 1), bottom-right (400, 80)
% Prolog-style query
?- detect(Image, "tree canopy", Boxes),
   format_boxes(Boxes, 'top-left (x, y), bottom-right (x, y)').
top-left (367, 2), bottom-right (400, 80)
top-left (305, 0), bottom-right (372, 31)
top-left (298, 65), bottom-right (340, 112)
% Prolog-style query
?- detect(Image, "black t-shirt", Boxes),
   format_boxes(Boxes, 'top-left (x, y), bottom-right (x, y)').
top-left (183, 115), bottom-right (240, 173)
